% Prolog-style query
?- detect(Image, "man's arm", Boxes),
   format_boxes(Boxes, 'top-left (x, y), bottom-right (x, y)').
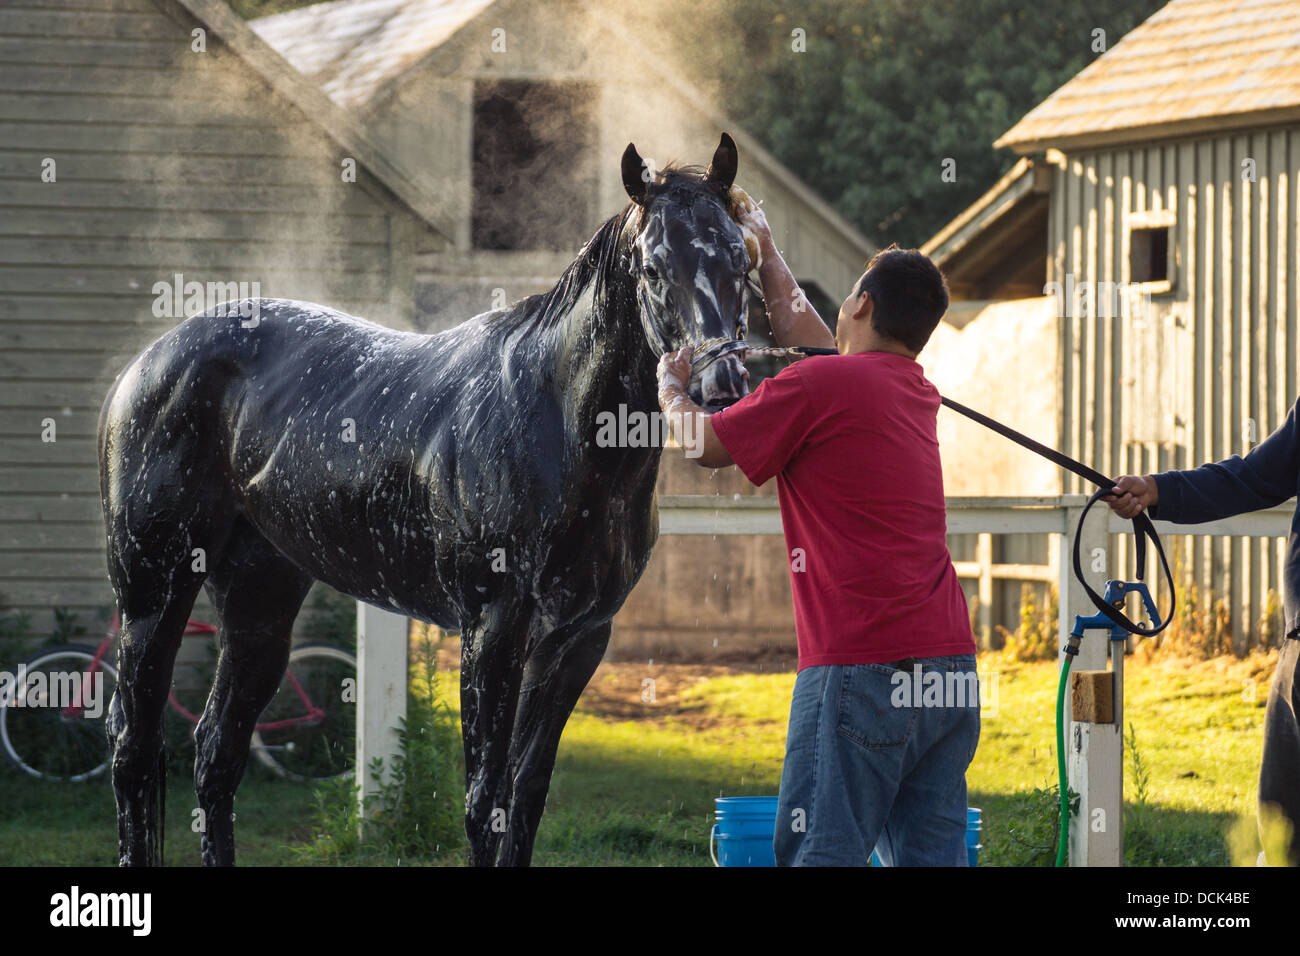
top-left (1107, 399), bottom-right (1300, 521)
top-left (656, 347), bottom-right (734, 469)
top-left (734, 197), bottom-right (837, 351)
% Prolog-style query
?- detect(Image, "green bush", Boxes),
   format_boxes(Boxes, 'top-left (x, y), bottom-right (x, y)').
top-left (292, 629), bottom-right (463, 864)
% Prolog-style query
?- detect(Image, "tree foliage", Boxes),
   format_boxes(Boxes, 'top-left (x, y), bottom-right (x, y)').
top-left (656, 0), bottom-right (1165, 247)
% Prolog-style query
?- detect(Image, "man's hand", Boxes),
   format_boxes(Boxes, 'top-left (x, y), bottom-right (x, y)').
top-left (657, 347), bottom-right (693, 401)
top-left (733, 192), bottom-right (835, 352)
top-left (1104, 475), bottom-right (1158, 519)
top-left (733, 191), bottom-right (771, 245)
top-left (656, 347), bottom-right (734, 468)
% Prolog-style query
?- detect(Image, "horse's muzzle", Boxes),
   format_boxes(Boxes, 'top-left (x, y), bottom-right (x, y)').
top-left (690, 342), bottom-right (750, 412)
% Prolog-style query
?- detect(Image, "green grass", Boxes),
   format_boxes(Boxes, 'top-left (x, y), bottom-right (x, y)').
top-left (968, 655), bottom-right (1268, 865)
top-left (0, 765), bottom-right (319, 866)
top-left (0, 653), bottom-right (1270, 866)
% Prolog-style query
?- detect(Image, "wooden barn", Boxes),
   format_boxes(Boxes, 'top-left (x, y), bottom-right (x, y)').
top-left (925, 0), bottom-right (1300, 648)
top-left (0, 0), bottom-right (450, 638)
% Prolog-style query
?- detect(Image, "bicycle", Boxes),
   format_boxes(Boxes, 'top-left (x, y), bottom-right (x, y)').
top-left (0, 615), bottom-right (357, 783)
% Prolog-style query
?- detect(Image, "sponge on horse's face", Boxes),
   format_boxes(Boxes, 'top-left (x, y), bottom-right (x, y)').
top-left (727, 185), bottom-right (763, 272)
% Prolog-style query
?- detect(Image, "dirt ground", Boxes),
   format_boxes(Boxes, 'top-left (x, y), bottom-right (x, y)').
top-left (429, 635), bottom-right (794, 730)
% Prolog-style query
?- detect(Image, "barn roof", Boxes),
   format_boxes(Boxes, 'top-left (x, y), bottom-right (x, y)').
top-left (250, 0), bottom-right (496, 110)
top-left (250, 0), bottom-right (876, 258)
top-left (921, 158), bottom-right (1052, 309)
top-left (167, 0), bottom-right (455, 238)
top-left (996, 0), bottom-right (1300, 153)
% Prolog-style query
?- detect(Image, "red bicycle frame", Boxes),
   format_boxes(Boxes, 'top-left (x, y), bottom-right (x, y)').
top-left (56, 616), bottom-right (326, 732)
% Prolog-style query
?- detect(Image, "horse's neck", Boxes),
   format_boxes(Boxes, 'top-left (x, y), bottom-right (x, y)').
top-left (552, 240), bottom-right (659, 427)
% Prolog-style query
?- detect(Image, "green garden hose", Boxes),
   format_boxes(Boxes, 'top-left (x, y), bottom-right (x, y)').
top-left (1055, 654), bottom-right (1072, 867)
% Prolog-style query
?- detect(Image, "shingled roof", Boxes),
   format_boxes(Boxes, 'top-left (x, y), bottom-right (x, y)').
top-left (251, 0), bottom-right (497, 110)
top-left (166, 0), bottom-right (454, 237)
top-left (996, 0), bottom-right (1300, 153)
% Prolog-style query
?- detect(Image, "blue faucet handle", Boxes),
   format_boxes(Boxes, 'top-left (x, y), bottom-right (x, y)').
top-left (1071, 579), bottom-right (1164, 640)
top-left (1107, 580), bottom-right (1163, 635)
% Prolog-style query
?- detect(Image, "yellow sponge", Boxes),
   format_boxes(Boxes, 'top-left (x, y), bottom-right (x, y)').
top-left (727, 185), bottom-right (762, 272)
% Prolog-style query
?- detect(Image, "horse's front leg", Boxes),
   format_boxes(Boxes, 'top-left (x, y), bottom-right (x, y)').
top-left (498, 621), bottom-right (612, 867)
top-left (459, 595), bottom-right (531, 866)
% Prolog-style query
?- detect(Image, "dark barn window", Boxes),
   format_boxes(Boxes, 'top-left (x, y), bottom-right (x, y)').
top-left (1129, 226), bottom-right (1170, 284)
top-left (472, 80), bottom-right (596, 251)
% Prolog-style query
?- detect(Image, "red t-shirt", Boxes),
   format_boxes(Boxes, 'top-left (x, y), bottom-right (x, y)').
top-left (710, 351), bottom-right (974, 670)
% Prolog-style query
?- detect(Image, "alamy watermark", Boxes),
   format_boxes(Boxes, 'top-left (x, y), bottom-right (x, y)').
top-left (49, 886), bottom-right (150, 936)
top-left (595, 403), bottom-right (704, 457)
top-left (0, 666), bottom-right (104, 718)
top-left (890, 664), bottom-right (999, 717)
top-left (1043, 274), bottom-right (1152, 319)
top-left (151, 273), bottom-right (262, 327)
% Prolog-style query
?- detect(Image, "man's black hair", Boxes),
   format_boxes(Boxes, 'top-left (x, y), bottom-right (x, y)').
top-left (855, 245), bottom-right (949, 353)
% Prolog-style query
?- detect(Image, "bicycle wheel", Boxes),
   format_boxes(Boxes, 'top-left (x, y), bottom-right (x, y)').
top-left (252, 644), bottom-right (356, 782)
top-left (0, 644), bottom-right (119, 782)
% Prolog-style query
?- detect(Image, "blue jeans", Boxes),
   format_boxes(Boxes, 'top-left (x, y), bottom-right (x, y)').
top-left (774, 656), bottom-right (981, 866)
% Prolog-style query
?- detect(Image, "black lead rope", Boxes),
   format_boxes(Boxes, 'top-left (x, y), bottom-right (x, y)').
top-left (778, 347), bottom-right (1175, 637)
top-left (939, 396), bottom-right (1175, 637)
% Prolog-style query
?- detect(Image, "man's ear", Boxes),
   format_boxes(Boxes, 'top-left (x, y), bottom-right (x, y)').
top-left (851, 289), bottom-right (873, 323)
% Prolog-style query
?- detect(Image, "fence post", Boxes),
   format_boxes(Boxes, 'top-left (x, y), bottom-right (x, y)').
top-left (356, 602), bottom-right (408, 829)
top-left (976, 532), bottom-right (994, 648)
top-left (1058, 499), bottom-right (1122, 866)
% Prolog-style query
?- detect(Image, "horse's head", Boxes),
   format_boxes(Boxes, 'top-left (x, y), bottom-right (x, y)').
top-left (622, 134), bottom-right (752, 412)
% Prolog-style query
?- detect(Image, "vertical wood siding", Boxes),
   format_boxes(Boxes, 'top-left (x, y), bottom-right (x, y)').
top-left (1052, 124), bottom-right (1300, 646)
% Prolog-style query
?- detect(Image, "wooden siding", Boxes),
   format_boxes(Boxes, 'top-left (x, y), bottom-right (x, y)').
top-left (1050, 124), bottom-right (1300, 647)
top-left (0, 0), bottom-right (430, 634)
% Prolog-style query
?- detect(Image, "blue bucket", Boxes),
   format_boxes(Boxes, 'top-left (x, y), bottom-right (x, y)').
top-left (712, 798), bottom-right (982, 866)
top-left (710, 796), bottom-right (779, 867)
top-left (966, 806), bottom-right (982, 867)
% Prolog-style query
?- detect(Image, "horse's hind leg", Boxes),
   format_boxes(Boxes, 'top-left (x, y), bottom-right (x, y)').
top-left (195, 522), bottom-right (313, 866)
top-left (498, 621), bottom-right (612, 867)
top-left (107, 555), bottom-right (208, 866)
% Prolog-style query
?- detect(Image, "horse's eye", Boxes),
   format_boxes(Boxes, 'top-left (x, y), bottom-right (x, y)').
top-left (644, 263), bottom-right (660, 282)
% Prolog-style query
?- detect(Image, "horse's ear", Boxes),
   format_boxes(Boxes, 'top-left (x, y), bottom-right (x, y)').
top-left (707, 132), bottom-right (738, 191)
top-left (622, 143), bottom-right (649, 205)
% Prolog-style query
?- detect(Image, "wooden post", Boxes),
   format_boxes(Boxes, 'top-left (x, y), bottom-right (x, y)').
top-left (1058, 498), bottom-right (1122, 866)
top-left (356, 602), bottom-right (408, 827)
top-left (976, 532), bottom-right (994, 649)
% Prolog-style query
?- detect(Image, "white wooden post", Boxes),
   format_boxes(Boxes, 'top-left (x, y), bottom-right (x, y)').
top-left (1058, 497), bottom-right (1122, 866)
top-left (356, 602), bottom-right (408, 825)
top-left (975, 532), bottom-right (994, 649)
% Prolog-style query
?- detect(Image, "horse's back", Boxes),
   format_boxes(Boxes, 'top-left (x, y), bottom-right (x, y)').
top-left (98, 298), bottom-right (419, 542)
top-left (97, 298), bottom-right (509, 622)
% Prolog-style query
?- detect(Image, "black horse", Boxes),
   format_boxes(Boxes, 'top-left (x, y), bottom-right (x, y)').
top-left (98, 134), bottom-right (753, 866)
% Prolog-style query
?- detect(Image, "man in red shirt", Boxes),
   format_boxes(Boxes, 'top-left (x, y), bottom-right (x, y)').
top-left (657, 206), bottom-right (978, 866)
